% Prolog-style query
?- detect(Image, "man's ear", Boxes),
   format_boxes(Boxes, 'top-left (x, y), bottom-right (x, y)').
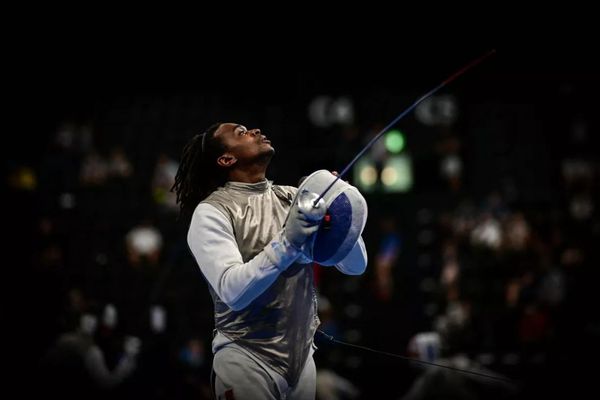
top-left (217, 153), bottom-right (237, 167)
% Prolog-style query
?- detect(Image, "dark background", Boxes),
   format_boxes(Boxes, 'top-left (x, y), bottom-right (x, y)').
top-left (9, 45), bottom-right (600, 398)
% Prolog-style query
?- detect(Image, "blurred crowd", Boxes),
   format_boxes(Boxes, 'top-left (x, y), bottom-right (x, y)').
top-left (10, 79), bottom-right (599, 399)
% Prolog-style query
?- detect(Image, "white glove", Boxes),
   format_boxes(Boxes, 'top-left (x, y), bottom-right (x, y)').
top-left (264, 190), bottom-right (326, 270)
top-left (284, 189), bottom-right (327, 250)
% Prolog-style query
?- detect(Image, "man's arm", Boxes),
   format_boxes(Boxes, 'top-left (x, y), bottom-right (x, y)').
top-left (187, 203), bottom-right (312, 311)
top-left (188, 203), bottom-right (300, 311)
top-left (334, 236), bottom-right (368, 275)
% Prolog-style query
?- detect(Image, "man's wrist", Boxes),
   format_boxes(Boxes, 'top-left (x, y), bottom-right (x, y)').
top-left (264, 234), bottom-right (301, 270)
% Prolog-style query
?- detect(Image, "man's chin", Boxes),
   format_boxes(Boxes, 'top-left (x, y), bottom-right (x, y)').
top-left (264, 146), bottom-right (275, 156)
top-left (257, 147), bottom-right (275, 163)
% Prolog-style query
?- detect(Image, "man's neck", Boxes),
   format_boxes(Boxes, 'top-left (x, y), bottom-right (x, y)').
top-left (228, 164), bottom-right (267, 183)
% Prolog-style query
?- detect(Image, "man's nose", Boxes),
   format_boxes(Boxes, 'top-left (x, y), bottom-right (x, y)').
top-left (249, 129), bottom-right (261, 136)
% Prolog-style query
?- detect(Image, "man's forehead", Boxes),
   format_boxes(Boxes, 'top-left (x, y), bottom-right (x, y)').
top-left (215, 123), bottom-right (246, 137)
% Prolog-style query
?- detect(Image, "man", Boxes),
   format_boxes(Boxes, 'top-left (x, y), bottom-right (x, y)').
top-left (172, 122), bottom-right (367, 399)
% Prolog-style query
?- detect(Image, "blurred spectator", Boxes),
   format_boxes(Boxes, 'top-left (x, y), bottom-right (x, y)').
top-left (400, 354), bottom-right (516, 400)
top-left (436, 134), bottom-right (463, 192)
top-left (373, 217), bottom-right (401, 302)
top-left (80, 151), bottom-right (109, 186)
top-left (538, 268), bottom-right (565, 307)
top-left (102, 303), bottom-right (119, 329)
top-left (176, 337), bottom-right (212, 399)
top-left (407, 331), bottom-right (441, 364)
top-left (470, 213), bottom-right (502, 250)
top-left (40, 311), bottom-right (141, 399)
top-left (316, 369), bottom-right (360, 400)
top-left (107, 146), bottom-right (134, 179)
top-left (440, 242), bottom-right (460, 301)
top-left (179, 337), bottom-right (206, 369)
top-left (55, 122), bottom-right (94, 153)
top-left (152, 153), bottom-right (179, 211)
top-left (518, 304), bottom-right (549, 347)
top-left (125, 221), bottom-right (163, 266)
top-left (561, 158), bottom-right (593, 190)
top-left (149, 305), bottom-right (167, 334)
top-left (402, 308), bottom-right (517, 399)
top-left (503, 213), bottom-right (530, 252)
top-left (569, 194), bottom-right (594, 221)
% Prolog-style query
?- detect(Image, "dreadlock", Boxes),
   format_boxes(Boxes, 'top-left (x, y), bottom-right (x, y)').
top-left (171, 122), bottom-right (226, 221)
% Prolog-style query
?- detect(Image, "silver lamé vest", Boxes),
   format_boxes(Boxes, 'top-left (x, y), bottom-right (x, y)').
top-left (201, 180), bottom-right (320, 385)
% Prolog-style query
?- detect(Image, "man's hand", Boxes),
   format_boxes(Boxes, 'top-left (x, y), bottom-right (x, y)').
top-left (331, 170), bottom-right (349, 183)
top-left (284, 190), bottom-right (326, 250)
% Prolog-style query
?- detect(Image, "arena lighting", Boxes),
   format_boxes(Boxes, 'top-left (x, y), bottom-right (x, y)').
top-left (308, 96), bottom-right (355, 128)
top-left (384, 129), bottom-right (406, 153)
top-left (353, 156), bottom-right (378, 193)
top-left (381, 154), bottom-right (413, 193)
top-left (314, 49), bottom-right (495, 204)
top-left (414, 94), bottom-right (459, 127)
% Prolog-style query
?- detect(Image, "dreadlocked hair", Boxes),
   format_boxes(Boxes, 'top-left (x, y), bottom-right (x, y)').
top-left (171, 122), bottom-right (226, 221)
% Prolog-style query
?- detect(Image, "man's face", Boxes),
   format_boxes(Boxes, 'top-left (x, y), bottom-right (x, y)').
top-left (214, 123), bottom-right (274, 167)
